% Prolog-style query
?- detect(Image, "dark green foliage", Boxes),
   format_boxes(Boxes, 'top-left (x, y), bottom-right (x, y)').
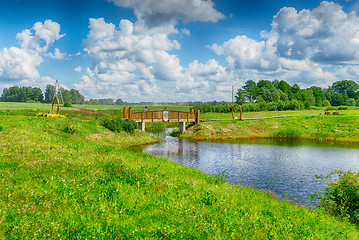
top-left (231, 79), bottom-right (359, 112)
top-left (332, 80), bottom-right (359, 99)
top-left (337, 106), bottom-right (348, 110)
top-left (243, 79), bottom-right (259, 102)
top-left (60, 88), bottom-right (85, 104)
top-left (0, 125), bottom-right (3, 131)
top-left (102, 118), bottom-right (137, 133)
top-left (201, 190), bottom-right (217, 206)
top-left (313, 170), bottom-right (359, 227)
top-left (0, 84), bottom-right (85, 104)
top-left (345, 98), bottom-right (357, 106)
top-left (170, 129), bottom-right (181, 137)
top-left (1, 86), bottom-right (44, 102)
top-left (325, 106), bottom-right (337, 111)
top-left (62, 123), bottom-right (76, 134)
top-left (331, 93), bottom-right (344, 106)
top-left (207, 171), bottom-right (227, 185)
top-left (86, 98), bottom-right (114, 105)
top-left (235, 89), bottom-right (246, 105)
top-left (63, 102), bottom-right (73, 108)
top-left (115, 98), bottom-right (125, 105)
top-left (194, 99), bottom-right (306, 113)
top-left (44, 84), bottom-right (56, 103)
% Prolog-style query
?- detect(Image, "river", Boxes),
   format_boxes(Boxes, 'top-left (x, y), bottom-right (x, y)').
top-left (141, 129), bottom-right (359, 205)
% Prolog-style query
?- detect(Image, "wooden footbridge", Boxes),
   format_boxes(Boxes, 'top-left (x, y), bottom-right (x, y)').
top-left (123, 107), bottom-right (200, 132)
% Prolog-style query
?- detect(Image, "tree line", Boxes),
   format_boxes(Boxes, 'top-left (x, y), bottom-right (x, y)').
top-left (0, 85), bottom-right (85, 104)
top-left (0, 85), bottom-right (129, 105)
top-left (192, 79), bottom-right (358, 113)
top-left (235, 79), bottom-right (358, 109)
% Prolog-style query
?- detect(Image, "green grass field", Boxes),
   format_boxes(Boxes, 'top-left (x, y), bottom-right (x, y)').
top-left (1, 103), bottom-right (359, 238)
top-left (184, 109), bottom-right (359, 145)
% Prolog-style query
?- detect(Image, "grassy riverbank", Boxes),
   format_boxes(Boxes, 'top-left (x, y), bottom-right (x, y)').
top-left (1, 107), bottom-right (359, 238)
top-left (183, 109), bottom-right (359, 145)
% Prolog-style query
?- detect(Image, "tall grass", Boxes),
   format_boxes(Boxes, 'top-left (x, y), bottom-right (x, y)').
top-left (0, 108), bottom-right (358, 238)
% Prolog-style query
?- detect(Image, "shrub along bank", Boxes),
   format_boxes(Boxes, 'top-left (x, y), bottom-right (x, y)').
top-left (0, 112), bottom-right (358, 238)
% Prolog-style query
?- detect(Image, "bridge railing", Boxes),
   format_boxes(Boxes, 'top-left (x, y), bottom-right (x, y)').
top-left (123, 107), bottom-right (200, 124)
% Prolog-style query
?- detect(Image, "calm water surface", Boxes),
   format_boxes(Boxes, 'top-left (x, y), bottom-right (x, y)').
top-left (142, 130), bottom-right (359, 205)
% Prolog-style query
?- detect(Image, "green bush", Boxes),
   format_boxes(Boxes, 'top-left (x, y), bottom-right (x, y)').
top-left (169, 129), bottom-right (181, 137)
top-left (313, 170), bottom-right (359, 226)
top-left (242, 103), bottom-right (260, 112)
top-left (325, 106), bottom-right (337, 111)
top-left (287, 99), bottom-right (305, 110)
top-left (193, 100), bottom-right (307, 113)
top-left (337, 106), bottom-right (348, 110)
top-left (63, 102), bottom-right (73, 107)
top-left (102, 118), bottom-right (137, 133)
top-left (0, 125), bottom-right (3, 131)
top-left (62, 122), bottom-right (76, 134)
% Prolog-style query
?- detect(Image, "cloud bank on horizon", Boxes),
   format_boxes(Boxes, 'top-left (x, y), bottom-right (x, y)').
top-left (1, 0), bottom-right (359, 102)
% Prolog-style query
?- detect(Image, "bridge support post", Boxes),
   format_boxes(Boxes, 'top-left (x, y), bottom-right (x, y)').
top-left (179, 122), bottom-right (186, 133)
top-left (196, 109), bottom-right (200, 124)
top-left (138, 122), bottom-right (145, 131)
top-left (123, 107), bottom-right (127, 119)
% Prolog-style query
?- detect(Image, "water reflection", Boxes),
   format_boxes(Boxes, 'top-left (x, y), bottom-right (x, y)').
top-left (143, 133), bottom-right (359, 205)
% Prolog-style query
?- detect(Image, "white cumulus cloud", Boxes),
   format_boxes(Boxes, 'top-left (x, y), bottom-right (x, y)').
top-left (77, 17), bottom-right (236, 101)
top-left (74, 66), bottom-right (82, 72)
top-left (211, 1), bottom-right (359, 88)
top-left (77, 18), bottom-right (187, 100)
top-left (267, 1), bottom-right (359, 64)
top-left (0, 20), bottom-right (65, 87)
top-left (16, 20), bottom-right (65, 53)
top-left (108, 0), bottom-right (225, 27)
top-left (211, 35), bottom-right (278, 71)
top-left (47, 48), bottom-right (67, 59)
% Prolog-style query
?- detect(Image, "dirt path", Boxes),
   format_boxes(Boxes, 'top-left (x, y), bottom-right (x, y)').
top-left (73, 107), bottom-right (110, 116)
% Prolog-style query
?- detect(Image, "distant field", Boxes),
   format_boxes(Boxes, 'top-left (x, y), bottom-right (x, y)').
top-left (201, 109), bottom-right (324, 120)
top-left (0, 102), bottom-right (191, 112)
top-left (183, 109), bottom-right (359, 145)
top-left (0, 102), bottom-right (52, 111)
top-left (201, 108), bottom-right (359, 120)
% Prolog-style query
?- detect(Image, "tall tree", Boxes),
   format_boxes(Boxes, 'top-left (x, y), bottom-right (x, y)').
top-left (257, 87), bottom-right (280, 103)
top-left (235, 89), bottom-right (246, 105)
top-left (61, 88), bottom-right (85, 104)
top-left (116, 98), bottom-right (125, 105)
top-left (257, 80), bottom-right (274, 90)
top-left (331, 93), bottom-right (344, 106)
top-left (44, 85), bottom-right (56, 103)
top-left (242, 80), bottom-right (259, 102)
top-left (332, 80), bottom-right (359, 99)
top-left (291, 84), bottom-right (300, 94)
top-left (278, 80), bottom-right (293, 96)
top-left (31, 87), bottom-right (44, 102)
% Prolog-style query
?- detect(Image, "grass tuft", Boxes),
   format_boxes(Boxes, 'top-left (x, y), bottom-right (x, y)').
top-left (62, 122), bottom-right (76, 134)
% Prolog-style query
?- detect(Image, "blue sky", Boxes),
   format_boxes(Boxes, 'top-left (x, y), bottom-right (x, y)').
top-left (1, 0), bottom-right (359, 102)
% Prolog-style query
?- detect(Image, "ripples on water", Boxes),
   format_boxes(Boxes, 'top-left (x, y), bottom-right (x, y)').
top-left (142, 130), bottom-right (359, 205)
